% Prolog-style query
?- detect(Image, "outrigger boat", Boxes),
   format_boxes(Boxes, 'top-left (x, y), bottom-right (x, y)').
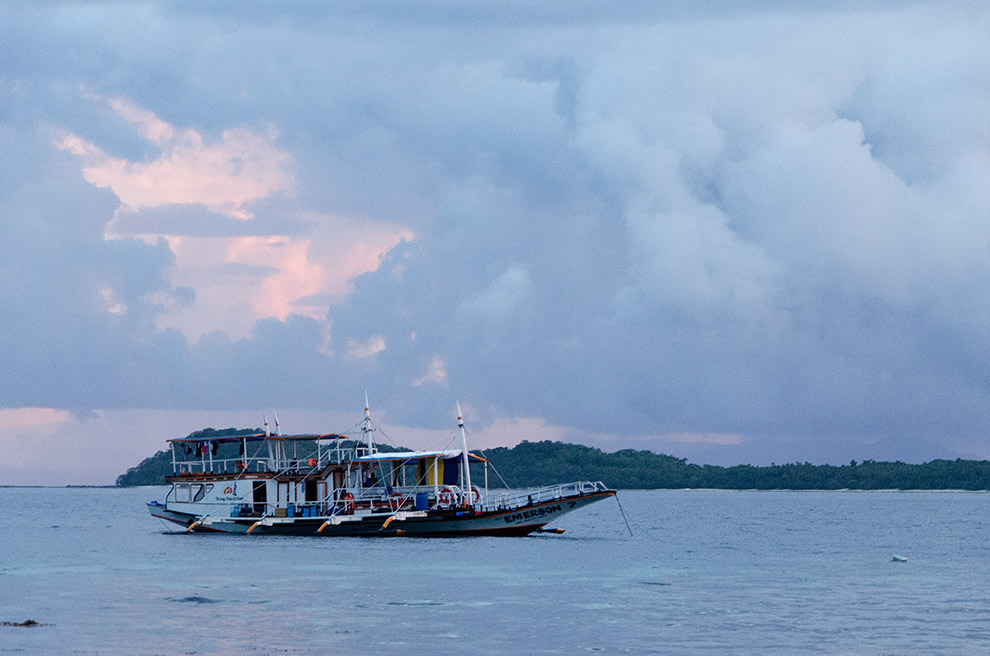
top-left (147, 402), bottom-right (616, 537)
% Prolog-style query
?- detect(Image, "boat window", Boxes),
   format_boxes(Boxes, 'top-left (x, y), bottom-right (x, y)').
top-left (192, 485), bottom-right (205, 502)
top-left (175, 484), bottom-right (190, 503)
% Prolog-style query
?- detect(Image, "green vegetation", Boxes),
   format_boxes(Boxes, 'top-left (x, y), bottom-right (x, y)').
top-left (472, 441), bottom-right (990, 490)
top-left (118, 431), bottom-right (990, 490)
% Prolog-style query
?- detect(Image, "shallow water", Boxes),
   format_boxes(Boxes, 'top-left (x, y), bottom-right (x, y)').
top-left (1, 487), bottom-right (989, 654)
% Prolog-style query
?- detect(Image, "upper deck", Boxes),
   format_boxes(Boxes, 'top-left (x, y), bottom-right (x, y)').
top-left (167, 431), bottom-right (485, 481)
top-left (167, 431), bottom-right (366, 478)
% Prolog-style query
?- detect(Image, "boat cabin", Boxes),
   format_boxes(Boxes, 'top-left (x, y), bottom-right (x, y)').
top-left (163, 431), bottom-right (489, 520)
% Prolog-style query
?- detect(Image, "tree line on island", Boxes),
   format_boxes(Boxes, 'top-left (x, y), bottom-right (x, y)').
top-left (474, 440), bottom-right (990, 491)
top-left (117, 428), bottom-right (990, 490)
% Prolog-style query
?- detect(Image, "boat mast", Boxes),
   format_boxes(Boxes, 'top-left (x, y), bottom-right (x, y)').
top-left (264, 411), bottom-right (276, 470)
top-left (362, 392), bottom-right (375, 454)
top-left (457, 401), bottom-right (473, 506)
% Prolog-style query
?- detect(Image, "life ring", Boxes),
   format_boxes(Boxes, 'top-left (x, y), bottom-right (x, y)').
top-left (438, 487), bottom-right (455, 506)
top-left (470, 486), bottom-right (481, 504)
top-left (343, 493), bottom-right (355, 513)
top-left (389, 493), bottom-right (405, 510)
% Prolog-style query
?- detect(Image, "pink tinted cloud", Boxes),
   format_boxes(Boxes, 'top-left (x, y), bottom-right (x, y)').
top-left (58, 95), bottom-right (294, 218)
top-left (0, 408), bottom-right (73, 469)
top-left (345, 335), bottom-right (387, 359)
top-left (58, 95), bottom-right (413, 340)
top-left (412, 356), bottom-right (448, 387)
top-left (155, 217), bottom-right (412, 340)
top-left (0, 408), bottom-right (72, 432)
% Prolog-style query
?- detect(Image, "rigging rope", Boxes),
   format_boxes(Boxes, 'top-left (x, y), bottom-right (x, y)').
top-left (473, 447), bottom-right (513, 490)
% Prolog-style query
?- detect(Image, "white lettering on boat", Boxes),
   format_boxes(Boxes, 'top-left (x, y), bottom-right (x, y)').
top-left (503, 504), bottom-right (562, 524)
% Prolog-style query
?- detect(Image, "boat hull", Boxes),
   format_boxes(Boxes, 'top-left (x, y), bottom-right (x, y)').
top-left (148, 491), bottom-right (615, 537)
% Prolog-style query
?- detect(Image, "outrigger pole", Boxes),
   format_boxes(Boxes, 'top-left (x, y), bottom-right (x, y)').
top-left (457, 401), bottom-right (473, 507)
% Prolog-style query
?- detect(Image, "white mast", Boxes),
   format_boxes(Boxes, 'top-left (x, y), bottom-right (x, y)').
top-left (263, 411), bottom-right (276, 470)
top-left (363, 392), bottom-right (375, 454)
top-left (457, 401), bottom-right (473, 507)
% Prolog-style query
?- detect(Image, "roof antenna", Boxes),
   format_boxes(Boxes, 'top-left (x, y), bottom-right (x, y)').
top-left (263, 411), bottom-right (271, 437)
top-left (273, 410), bottom-right (281, 436)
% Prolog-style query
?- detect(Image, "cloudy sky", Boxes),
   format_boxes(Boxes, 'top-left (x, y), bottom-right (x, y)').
top-left (2, 1), bottom-right (988, 484)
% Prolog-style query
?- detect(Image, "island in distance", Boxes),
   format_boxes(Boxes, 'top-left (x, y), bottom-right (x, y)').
top-left (118, 429), bottom-right (990, 491)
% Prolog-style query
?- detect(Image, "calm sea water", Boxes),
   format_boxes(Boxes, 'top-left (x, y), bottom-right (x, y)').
top-left (1, 487), bottom-right (989, 655)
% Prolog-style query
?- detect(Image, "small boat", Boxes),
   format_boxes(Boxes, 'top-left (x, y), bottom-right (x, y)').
top-left (147, 401), bottom-right (616, 537)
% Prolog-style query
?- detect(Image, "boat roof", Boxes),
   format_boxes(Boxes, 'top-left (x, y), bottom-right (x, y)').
top-left (168, 432), bottom-right (348, 444)
top-left (355, 449), bottom-right (486, 463)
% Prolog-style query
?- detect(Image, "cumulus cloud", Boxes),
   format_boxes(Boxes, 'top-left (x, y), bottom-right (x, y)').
top-left (58, 94), bottom-right (295, 219)
top-left (346, 335), bottom-right (387, 360)
top-left (413, 357), bottom-right (448, 387)
top-left (2, 1), bottom-right (989, 483)
top-left (52, 95), bottom-right (415, 339)
top-left (317, 3), bottom-right (990, 459)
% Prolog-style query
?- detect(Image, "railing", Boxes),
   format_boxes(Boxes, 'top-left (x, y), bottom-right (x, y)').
top-left (336, 480), bottom-right (610, 513)
top-left (172, 457), bottom-right (270, 475)
top-left (172, 443), bottom-right (373, 476)
top-left (165, 479), bottom-right (611, 518)
top-left (481, 481), bottom-right (610, 512)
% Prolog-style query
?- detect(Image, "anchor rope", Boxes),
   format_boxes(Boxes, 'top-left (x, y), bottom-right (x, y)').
top-left (614, 493), bottom-right (634, 537)
top-left (612, 494), bottom-right (668, 542)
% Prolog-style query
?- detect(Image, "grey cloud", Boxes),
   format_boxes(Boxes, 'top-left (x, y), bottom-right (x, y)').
top-left (316, 4), bottom-right (990, 462)
top-left (2, 2), bottom-right (989, 466)
top-left (214, 262), bottom-right (280, 280)
top-left (0, 128), bottom-right (183, 408)
top-left (111, 204), bottom-right (313, 238)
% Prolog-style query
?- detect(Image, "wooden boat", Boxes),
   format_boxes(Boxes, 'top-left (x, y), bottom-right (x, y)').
top-left (147, 401), bottom-right (616, 537)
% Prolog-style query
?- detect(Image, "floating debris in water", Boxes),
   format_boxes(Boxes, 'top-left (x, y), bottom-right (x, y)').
top-left (891, 555), bottom-right (908, 562)
top-left (1, 619), bottom-right (44, 627)
top-left (168, 596), bottom-right (219, 604)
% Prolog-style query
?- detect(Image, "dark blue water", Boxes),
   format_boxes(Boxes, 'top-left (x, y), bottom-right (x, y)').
top-left (2, 487), bottom-right (989, 654)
